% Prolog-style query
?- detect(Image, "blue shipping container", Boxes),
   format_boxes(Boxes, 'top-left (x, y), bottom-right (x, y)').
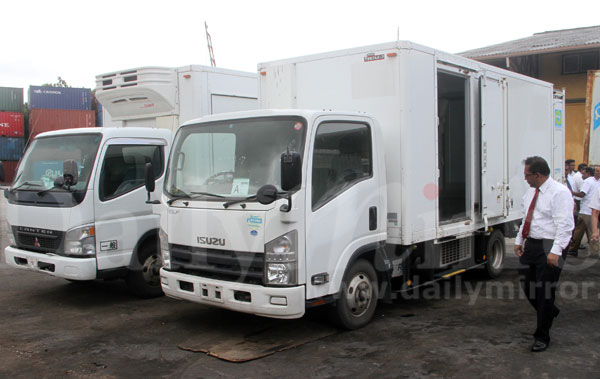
top-left (29, 86), bottom-right (92, 110)
top-left (0, 137), bottom-right (25, 161)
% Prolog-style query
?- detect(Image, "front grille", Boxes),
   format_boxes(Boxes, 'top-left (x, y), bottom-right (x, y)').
top-left (13, 226), bottom-right (64, 254)
top-left (169, 244), bottom-right (264, 285)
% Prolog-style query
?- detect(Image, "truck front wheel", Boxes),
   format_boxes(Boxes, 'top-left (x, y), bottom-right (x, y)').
top-left (330, 259), bottom-right (378, 329)
top-left (126, 242), bottom-right (163, 298)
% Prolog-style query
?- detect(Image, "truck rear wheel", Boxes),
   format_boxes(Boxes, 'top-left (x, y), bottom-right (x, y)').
top-left (330, 259), bottom-right (378, 329)
top-left (126, 243), bottom-right (163, 298)
top-left (484, 230), bottom-right (505, 278)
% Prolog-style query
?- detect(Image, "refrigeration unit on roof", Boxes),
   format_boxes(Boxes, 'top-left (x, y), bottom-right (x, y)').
top-left (95, 67), bottom-right (178, 120)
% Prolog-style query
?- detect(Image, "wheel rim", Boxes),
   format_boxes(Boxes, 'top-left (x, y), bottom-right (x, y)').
top-left (490, 239), bottom-right (504, 270)
top-left (345, 272), bottom-right (373, 318)
top-left (141, 254), bottom-right (161, 287)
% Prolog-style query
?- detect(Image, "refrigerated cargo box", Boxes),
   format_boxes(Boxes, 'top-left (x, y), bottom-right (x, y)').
top-left (95, 65), bottom-right (258, 132)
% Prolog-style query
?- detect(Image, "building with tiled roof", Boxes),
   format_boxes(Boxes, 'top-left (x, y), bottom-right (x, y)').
top-left (460, 26), bottom-right (600, 164)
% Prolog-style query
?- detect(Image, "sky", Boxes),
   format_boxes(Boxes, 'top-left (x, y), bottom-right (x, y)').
top-left (1, 0), bottom-right (598, 98)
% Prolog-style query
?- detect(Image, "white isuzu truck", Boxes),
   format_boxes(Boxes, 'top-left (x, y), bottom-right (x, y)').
top-left (4, 127), bottom-right (172, 297)
top-left (147, 41), bottom-right (564, 327)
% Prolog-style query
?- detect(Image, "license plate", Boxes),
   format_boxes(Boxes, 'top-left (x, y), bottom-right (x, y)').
top-left (200, 283), bottom-right (224, 303)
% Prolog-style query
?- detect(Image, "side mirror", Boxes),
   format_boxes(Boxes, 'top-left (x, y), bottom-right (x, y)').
top-left (0, 161), bottom-right (5, 183)
top-left (281, 151), bottom-right (302, 191)
top-left (63, 159), bottom-right (78, 186)
top-left (256, 184), bottom-right (278, 205)
top-left (144, 163), bottom-right (155, 193)
top-left (144, 163), bottom-right (160, 204)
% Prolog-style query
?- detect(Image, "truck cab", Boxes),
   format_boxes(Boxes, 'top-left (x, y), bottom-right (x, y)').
top-left (4, 127), bottom-right (172, 297)
top-left (154, 109), bottom-right (387, 327)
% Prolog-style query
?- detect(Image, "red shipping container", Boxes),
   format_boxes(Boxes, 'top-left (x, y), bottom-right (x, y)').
top-left (29, 109), bottom-right (95, 140)
top-left (1, 160), bottom-right (20, 184)
top-left (0, 112), bottom-right (25, 137)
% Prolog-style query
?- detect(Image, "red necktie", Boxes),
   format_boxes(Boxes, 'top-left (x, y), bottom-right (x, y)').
top-left (522, 188), bottom-right (539, 239)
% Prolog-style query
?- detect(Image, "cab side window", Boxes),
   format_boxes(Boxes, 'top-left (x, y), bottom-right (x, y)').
top-left (99, 145), bottom-right (163, 201)
top-left (311, 122), bottom-right (372, 210)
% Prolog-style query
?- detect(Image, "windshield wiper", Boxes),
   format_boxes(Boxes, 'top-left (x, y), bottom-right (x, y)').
top-left (223, 195), bottom-right (258, 209)
top-left (167, 191), bottom-right (226, 205)
top-left (167, 192), bottom-right (190, 205)
top-left (37, 185), bottom-right (72, 196)
top-left (10, 182), bottom-right (42, 193)
top-left (190, 191), bottom-right (226, 198)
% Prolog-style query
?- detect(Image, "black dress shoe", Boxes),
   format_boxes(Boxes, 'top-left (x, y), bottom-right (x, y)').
top-left (567, 250), bottom-right (578, 257)
top-left (531, 340), bottom-right (548, 352)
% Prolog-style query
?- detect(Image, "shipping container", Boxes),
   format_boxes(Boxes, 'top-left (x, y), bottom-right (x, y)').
top-left (28, 109), bottom-right (95, 139)
top-left (0, 138), bottom-right (25, 161)
top-left (28, 86), bottom-right (92, 110)
top-left (0, 112), bottom-right (25, 137)
top-left (0, 87), bottom-right (23, 112)
top-left (1, 160), bottom-right (19, 184)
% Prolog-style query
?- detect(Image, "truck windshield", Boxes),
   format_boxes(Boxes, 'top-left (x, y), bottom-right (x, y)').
top-left (166, 116), bottom-right (306, 199)
top-left (13, 134), bottom-right (102, 192)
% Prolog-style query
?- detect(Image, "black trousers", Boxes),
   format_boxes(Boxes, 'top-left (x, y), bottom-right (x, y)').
top-left (519, 238), bottom-right (567, 344)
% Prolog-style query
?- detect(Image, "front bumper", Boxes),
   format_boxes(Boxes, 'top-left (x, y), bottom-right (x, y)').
top-left (160, 268), bottom-right (305, 319)
top-left (4, 246), bottom-right (97, 280)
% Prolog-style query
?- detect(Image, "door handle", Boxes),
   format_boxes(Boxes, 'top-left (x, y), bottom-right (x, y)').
top-left (369, 206), bottom-right (377, 231)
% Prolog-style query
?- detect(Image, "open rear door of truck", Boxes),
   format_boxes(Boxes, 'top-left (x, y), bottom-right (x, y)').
top-left (480, 73), bottom-right (508, 225)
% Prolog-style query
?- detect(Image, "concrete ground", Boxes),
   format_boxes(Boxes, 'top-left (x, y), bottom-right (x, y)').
top-left (1, 194), bottom-right (599, 378)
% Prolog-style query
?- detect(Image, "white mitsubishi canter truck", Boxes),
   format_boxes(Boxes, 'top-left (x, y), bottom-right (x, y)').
top-left (4, 127), bottom-right (171, 297)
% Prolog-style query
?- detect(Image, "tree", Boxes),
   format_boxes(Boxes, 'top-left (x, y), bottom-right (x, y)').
top-left (41, 76), bottom-right (71, 88)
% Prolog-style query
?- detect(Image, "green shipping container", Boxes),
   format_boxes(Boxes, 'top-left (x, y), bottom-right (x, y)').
top-left (0, 87), bottom-right (24, 112)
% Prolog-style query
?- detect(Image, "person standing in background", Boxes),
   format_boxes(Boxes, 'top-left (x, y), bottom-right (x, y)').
top-left (568, 167), bottom-right (598, 255)
top-left (565, 159), bottom-right (583, 226)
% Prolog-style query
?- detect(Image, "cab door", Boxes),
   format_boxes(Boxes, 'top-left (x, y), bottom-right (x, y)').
top-left (305, 116), bottom-right (385, 300)
top-left (93, 138), bottom-right (166, 270)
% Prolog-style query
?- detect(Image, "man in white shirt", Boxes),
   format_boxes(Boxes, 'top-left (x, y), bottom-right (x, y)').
top-left (565, 159), bottom-right (583, 197)
top-left (565, 160), bottom-right (584, 212)
top-left (514, 156), bottom-right (574, 352)
top-left (568, 167), bottom-right (599, 255)
top-left (591, 186), bottom-right (600, 246)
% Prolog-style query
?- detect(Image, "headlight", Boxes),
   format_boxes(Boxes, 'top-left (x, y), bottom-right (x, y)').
top-left (64, 224), bottom-right (96, 257)
top-left (6, 222), bottom-right (15, 246)
top-left (159, 228), bottom-right (171, 269)
top-left (265, 230), bottom-right (297, 286)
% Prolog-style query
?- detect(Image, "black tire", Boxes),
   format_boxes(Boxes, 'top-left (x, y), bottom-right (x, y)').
top-left (330, 259), bottom-right (378, 329)
top-left (484, 230), bottom-right (505, 278)
top-left (126, 242), bottom-right (163, 298)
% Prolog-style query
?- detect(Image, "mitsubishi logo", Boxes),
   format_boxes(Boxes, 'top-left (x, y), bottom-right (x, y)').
top-left (34, 237), bottom-right (41, 248)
